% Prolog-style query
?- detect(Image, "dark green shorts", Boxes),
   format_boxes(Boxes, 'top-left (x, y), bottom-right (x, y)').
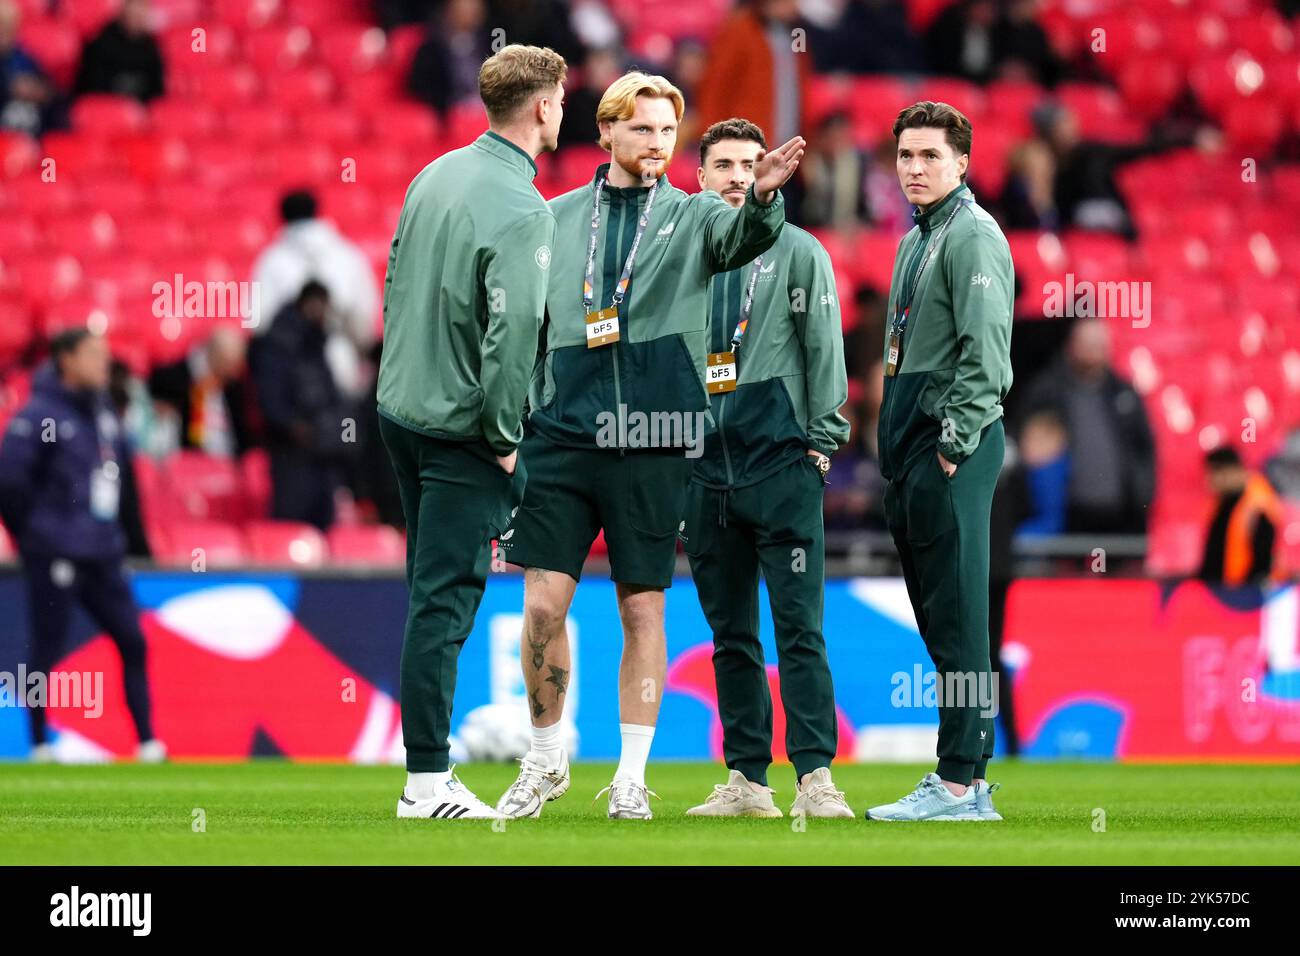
top-left (500, 432), bottom-right (693, 588)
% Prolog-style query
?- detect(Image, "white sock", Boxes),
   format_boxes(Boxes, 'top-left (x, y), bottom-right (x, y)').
top-left (406, 770), bottom-right (451, 800)
top-left (614, 723), bottom-right (655, 786)
top-left (530, 722), bottom-right (563, 766)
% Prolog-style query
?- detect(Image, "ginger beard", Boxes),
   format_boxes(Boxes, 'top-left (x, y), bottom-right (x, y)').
top-left (603, 96), bottom-right (678, 186)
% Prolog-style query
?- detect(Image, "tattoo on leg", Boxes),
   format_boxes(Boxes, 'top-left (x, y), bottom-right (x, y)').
top-left (530, 690), bottom-right (545, 720)
top-left (545, 664), bottom-right (569, 698)
top-left (528, 634), bottom-right (551, 672)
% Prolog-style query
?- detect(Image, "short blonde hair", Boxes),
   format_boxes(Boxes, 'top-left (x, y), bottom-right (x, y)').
top-left (595, 71), bottom-right (685, 150)
top-left (478, 44), bottom-right (568, 125)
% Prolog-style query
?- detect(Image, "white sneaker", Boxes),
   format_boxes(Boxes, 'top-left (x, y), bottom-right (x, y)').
top-left (866, 773), bottom-right (980, 822)
top-left (790, 767), bottom-right (854, 819)
top-left (137, 739), bottom-right (168, 763)
top-left (30, 744), bottom-right (55, 764)
top-left (397, 771), bottom-right (502, 820)
top-left (597, 777), bottom-right (657, 820)
top-left (972, 780), bottom-right (1003, 820)
top-left (686, 770), bottom-right (782, 818)
top-left (496, 750), bottom-right (571, 819)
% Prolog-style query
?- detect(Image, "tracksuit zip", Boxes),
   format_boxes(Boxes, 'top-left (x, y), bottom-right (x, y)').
top-left (609, 197), bottom-right (625, 456)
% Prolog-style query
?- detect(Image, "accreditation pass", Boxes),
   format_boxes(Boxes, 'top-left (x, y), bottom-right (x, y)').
top-left (706, 351), bottom-right (737, 394)
top-left (586, 306), bottom-right (620, 348)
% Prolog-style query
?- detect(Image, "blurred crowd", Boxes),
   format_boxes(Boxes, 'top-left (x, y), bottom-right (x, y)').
top-left (1, 0), bottom-right (1295, 579)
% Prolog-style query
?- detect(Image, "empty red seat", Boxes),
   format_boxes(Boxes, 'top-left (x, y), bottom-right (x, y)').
top-left (242, 23), bottom-right (314, 73)
top-left (263, 67), bottom-right (336, 107)
top-left (153, 520), bottom-right (246, 568)
top-left (245, 520), bottom-right (327, 567)
top-left (327, 525), bottom-right (404, 566)
top-left (149, 97), bottom-right (221, 139)
top-left (165, 450), bottom-right (246, 521)
top-left (315, 23), bottom-right (387, 76)
top-left (71, 95), bottom-right (150, 136)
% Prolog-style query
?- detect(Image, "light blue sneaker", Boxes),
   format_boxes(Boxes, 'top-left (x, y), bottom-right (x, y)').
top-left (865, 773), bottom-right (980, 821)
top-left (972, 781), bottom-right (1003, 820)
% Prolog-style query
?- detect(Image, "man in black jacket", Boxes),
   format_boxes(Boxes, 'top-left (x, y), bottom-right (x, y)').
top-left (74, 0), bottom-right (164, 102)
top-left (1020, 317), bottom-right (1155, 534)
top-left (252, 281), bottom-right (344, 531)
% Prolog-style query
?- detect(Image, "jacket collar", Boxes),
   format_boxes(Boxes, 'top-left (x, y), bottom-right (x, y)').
top-left (913, 182), bottom-right (972, 232)
top-left (591, 162), bottom-right (668, 203)
top-left (478, 130), bottom-right (538, 179)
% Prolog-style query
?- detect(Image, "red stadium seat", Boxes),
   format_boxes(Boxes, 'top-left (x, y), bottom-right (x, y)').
top-left (242, 24), bottom-right (314, 73)
top-left (263, 67), bottom-right (337, 107)
top-left (40, 131), bottom-right (121, 177)
top-left (149, 98), bottom-right (222, 140)
top-left (154, 520), bottom-right (247, 568)
top-left (71, 95), bottom-right (150, 136)
top-left (327, 525), bottom-right (405, 567)
top-left (315, 23), bottom-right (388, 76)
top-left (44, 210), bottom-right (120, 256)
top-left (0, 130), bottom-right (40, 178)
top-left (0, 298), bottom-right (34, 365)
top-left (211, 0), bottom-right (284, 30)
top-left (165, 450), bottom-right (247, 521)
top-left (245, 520), bottom-right (328, 568)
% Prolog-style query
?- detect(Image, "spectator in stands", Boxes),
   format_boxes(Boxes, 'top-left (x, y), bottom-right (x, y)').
top-left (988, 442), bottom-right (1027, 758)
top-left (406, 0), bottom-right (491, 115)
top-left (556, 46), bottom-right (621, 151)
top-left (73, 0), bottom-right (164, 103)
top-left (254, 281), bottom-right (345, 531)
top-left (998, 138), bottom-right (1059, 231)
top-left (800, 111), bottom-right (867, 230)
top-left (0, 329), bottom-right (165, 763)
top-left (924, 0), bottom-right (999, 83)
top-left (1198, 446), bottom-right (1284, 587)
top-left (992, 0), bottom-right (1063, 87)
top-left (0, 0), bottom-right (62, 137)
top-left (250, 189), bottom-right (380, 400)
top-left (1021, 317), bottom-right (1155, 534)
top-left (1014, 408), bottom-right (1070, 535)
top-left (1035, 102), bottom-right (1221, 238)
top-left (808, 0), bottom-right (924, 75)
top-left (148, 326), bottom-right (253, 458)
top-left (488, 0), bottom-right (584, 66)
top-left (696, 0), bottom-right (809, 216)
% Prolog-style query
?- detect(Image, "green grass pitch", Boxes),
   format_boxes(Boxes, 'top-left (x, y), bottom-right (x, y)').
top-left (2, 761), bottom-right (1297, 865)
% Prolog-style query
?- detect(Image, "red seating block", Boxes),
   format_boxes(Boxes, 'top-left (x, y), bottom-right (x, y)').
top-left (327, 525), bottom-right (405, 566)
top-left (245, 520), bottom-right (327, 567)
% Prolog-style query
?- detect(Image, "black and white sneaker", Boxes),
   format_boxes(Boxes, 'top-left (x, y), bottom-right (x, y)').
top-left (397, 772), bottom-right (502, 820)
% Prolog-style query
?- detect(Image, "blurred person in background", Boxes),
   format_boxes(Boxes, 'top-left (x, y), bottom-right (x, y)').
top-left (254, 281), bottom-right (345, 532)
top-left (74, 0), bottom-right (164, 102)
top-left (988, 438), bottom-right (1029, 758)
top-left (556, 46), bottom-right (621, 150)
top-left (696, 0), bottom-right (809, 218)
top-left (107, 359), bottom-right (152, 559)
top-left (998, 138), bottom-right (1059, 231)
top-left (1035, 102), bottom-right (1222, 238)
top-left (1198, 446), bottom-right (1285, 588)
top-left (148, 326), bottom-right (253, 458)
top-left (488, 0), bottom-right (584, 66)
top-left (1021, 317), bottom-right (1154, 535)
top-left (823, 372), bottom-right (887, 532)
top-left (251, 189), bottom-right (380, 400)
top-left (924, 0), bottom-right (998, 84)
top-left (992, 0), bottom-right (1062, 87)
top-left (807, 0), bottom-right (923, 75)
top-left (0, 330), bottom-right (164, 763)
top-left (800, 111), bottom-right (868, 230)
top-left (1014, 407), bottom-right (1070, 535)
top-left (0, 0), bottom-right (62, 137)
top-left (406, 0), bottom-right (491, 115)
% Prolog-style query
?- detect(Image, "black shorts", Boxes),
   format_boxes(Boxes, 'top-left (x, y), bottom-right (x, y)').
top-left (499, 432), bottom-right (693, 588)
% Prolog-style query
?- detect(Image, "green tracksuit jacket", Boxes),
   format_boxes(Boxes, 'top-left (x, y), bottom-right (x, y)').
top-left (694, 224), bottom-right (850, 489)
top-left (877, 183), bottom-right (1013, 481)
top-left (527, 165), bottom-right (786, 448)
top-left (378, 131), bottom-right (556, 455)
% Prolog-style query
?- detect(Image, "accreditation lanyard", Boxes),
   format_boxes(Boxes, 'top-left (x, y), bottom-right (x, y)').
top-left (707, 255), bottom-right (763, 395)
top-left (729, 255), bottom-right (763, 355)
top-left (583, 175), bottom-right (660, 348)
top-left (886, 198), bottom-right (971, 377)
top-left (90, 405), bottom-right (121, 521)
